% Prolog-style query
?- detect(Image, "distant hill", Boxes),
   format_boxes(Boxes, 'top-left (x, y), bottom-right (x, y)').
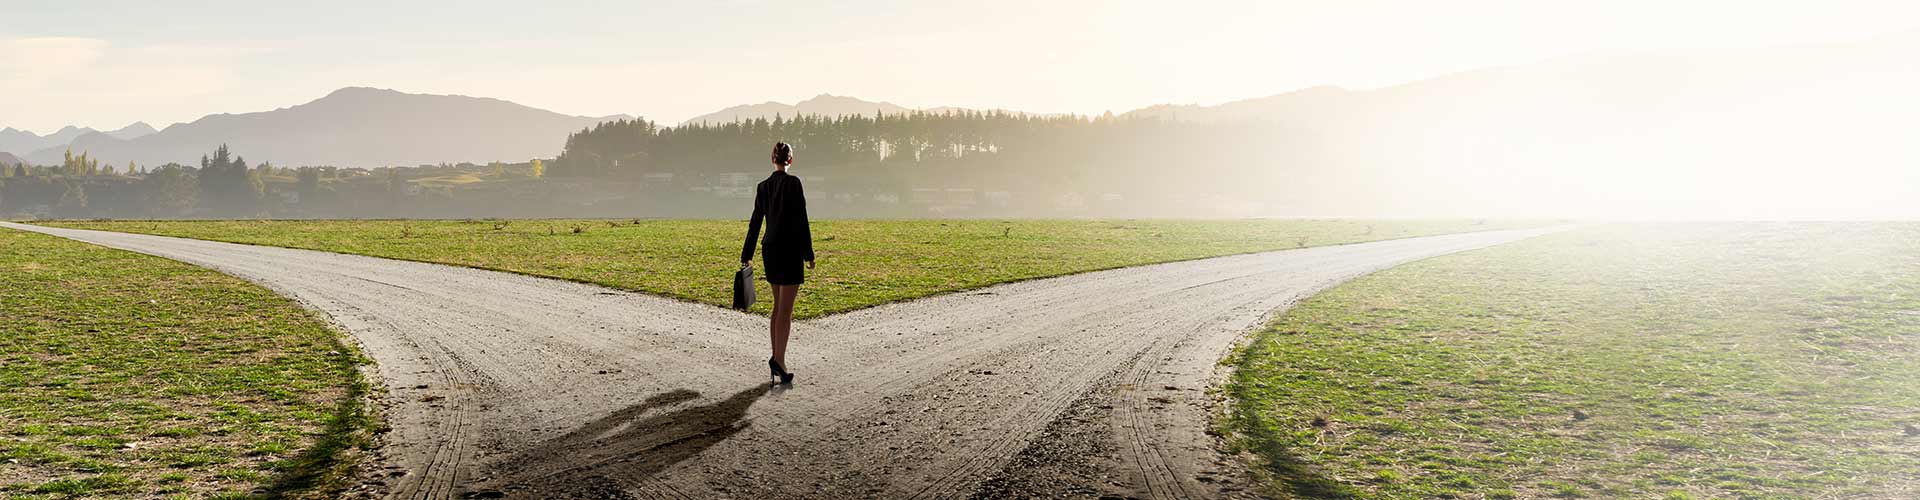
top-left (0, 130), bottom-right (35, 157)
top-left (28, 87), bottom-right (630, 168)
top-left (106, 122), bottom-right (157, 140)
top-left (0, 126), bottom-right (96, 156)
top-left (0, 122), bottom-right (158, 161)
top-left (0, 151), bottom-right (24, 167)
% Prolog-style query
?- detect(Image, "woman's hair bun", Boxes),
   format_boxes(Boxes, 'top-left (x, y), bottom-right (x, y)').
top-left (772, 142), bottom-right (793, 166)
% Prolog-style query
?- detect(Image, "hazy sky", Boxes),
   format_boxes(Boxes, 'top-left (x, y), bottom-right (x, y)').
top-left (2, 0), bottom-right (1916, 134)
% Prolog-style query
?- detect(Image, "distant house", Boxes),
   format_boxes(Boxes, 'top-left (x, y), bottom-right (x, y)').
top-left (984, 191), bottom-right (1013, 206)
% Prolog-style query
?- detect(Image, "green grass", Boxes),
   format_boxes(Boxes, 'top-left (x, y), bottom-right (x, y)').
top-left (1225, 223), bottom-right (1920, 499)
top-left (40, 219), bottom-right (1541, 319)
top-left (0, 228), bottom-right (375, 499)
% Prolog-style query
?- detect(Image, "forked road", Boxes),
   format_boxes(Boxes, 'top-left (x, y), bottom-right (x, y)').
top-left (3, 222), bottom-right (1564, 499)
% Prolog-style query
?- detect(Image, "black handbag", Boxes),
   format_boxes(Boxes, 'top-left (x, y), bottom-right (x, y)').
top-left (732, 266), bottom-right (756, 310)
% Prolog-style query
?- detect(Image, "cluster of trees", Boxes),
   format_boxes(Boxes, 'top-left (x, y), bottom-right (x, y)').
top-left (554, 111), bottom-right (1114, 177)
top-left (1, 144), bottom-right (564, 219)
top-left (60, 150), bottom-right (104, 176)
top-left (550, 111), bottom-right (1305, 216)
top-left (2, 158), bottom-right (222, 219)
top-left (195, 145), bottom-right (268, 216)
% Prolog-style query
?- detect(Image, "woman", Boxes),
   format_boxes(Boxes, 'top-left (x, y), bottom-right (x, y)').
top-left (741, 142), bottom-right (814, 385)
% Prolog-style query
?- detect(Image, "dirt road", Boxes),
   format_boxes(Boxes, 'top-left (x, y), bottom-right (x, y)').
top-left (2, 221), bottom-right (1562, 499)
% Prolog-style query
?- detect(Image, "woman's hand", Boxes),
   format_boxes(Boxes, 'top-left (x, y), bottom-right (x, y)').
top-left (741, 261), bottom-right (752, 270)
top-left (806, 259), bottom-right (816, 270)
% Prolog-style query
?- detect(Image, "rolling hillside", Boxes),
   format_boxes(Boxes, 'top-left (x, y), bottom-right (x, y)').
top-left (27, 87), bottom-right (629, 168)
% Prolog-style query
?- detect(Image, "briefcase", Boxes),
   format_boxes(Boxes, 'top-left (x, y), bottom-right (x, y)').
top-left (733, 266), bottom-right (756, 310)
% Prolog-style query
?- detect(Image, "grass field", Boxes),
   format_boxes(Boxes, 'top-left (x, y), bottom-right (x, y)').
top-left (0, 228), bottom-right (373, 499)
top-left (1225, 223), bottom-right (1920, 499)
top-left (41, 219), bottom-right (1538, 319)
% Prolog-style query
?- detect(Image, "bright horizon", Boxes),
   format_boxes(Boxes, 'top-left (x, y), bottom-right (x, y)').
top-left (4, 0), bottom-right (1919, 134)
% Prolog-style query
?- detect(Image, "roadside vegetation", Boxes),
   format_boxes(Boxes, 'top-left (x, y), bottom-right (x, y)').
top-left (1226, 223), bottom-right (1920, 499)
top-left (0, 228), bottom-right (373, 499)
top-left (41, 219), bottom-right (1538, 319)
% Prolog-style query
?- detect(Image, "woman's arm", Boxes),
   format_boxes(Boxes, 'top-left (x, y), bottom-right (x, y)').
top-left (794, 178), bottom-right (814, 263)
top-left (741, 184), bottom-right (766, 265)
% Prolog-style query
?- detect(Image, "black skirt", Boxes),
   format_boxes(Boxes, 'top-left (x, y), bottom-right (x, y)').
top-left (763, 257), bottom-right (805, 285)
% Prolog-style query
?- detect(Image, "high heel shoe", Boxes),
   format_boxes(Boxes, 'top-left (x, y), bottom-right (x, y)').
top-left (768, 358), bottom-right (795, 385)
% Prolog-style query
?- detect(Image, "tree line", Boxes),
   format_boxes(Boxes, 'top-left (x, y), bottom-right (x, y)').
top-left (0, 144), bottom-right (557, 219)
top-left (1, 145), bottom-right (275, 218)
top-left (551, 110), bottom-right (1310, 215)
top-left (3, 112), bottom-right (1318, 219)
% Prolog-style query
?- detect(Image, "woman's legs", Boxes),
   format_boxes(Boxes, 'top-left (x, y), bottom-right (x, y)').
top-left (770, 284), bottom-right (799, 367)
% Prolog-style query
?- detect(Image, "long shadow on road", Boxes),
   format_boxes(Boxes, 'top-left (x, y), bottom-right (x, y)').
top-left (479, 385), bottom-right (772, 499)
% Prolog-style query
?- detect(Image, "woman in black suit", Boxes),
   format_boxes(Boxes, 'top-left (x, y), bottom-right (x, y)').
top-left (741, 142), bottom-right (814, 385)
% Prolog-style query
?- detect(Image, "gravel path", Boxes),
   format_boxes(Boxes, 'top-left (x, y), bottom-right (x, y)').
top-left (2, 221), bottom-right (1562, 499)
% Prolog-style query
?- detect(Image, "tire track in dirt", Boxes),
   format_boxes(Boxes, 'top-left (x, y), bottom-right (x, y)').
top-left (2, 221), bottom-right (1564, 499)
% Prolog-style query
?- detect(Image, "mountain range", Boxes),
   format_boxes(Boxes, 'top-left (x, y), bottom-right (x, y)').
top-left (0, 123), bottom-right (156, 158)
top-left (16, 88), bottom-right (629, 168)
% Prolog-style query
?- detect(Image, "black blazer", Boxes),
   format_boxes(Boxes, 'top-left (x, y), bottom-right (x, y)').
top-left (741, 170), bottom-right (814, 263)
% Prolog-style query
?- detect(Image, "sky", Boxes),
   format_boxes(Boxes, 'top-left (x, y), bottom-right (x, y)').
top-left (2, 0), bottom-right (1918, 134)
